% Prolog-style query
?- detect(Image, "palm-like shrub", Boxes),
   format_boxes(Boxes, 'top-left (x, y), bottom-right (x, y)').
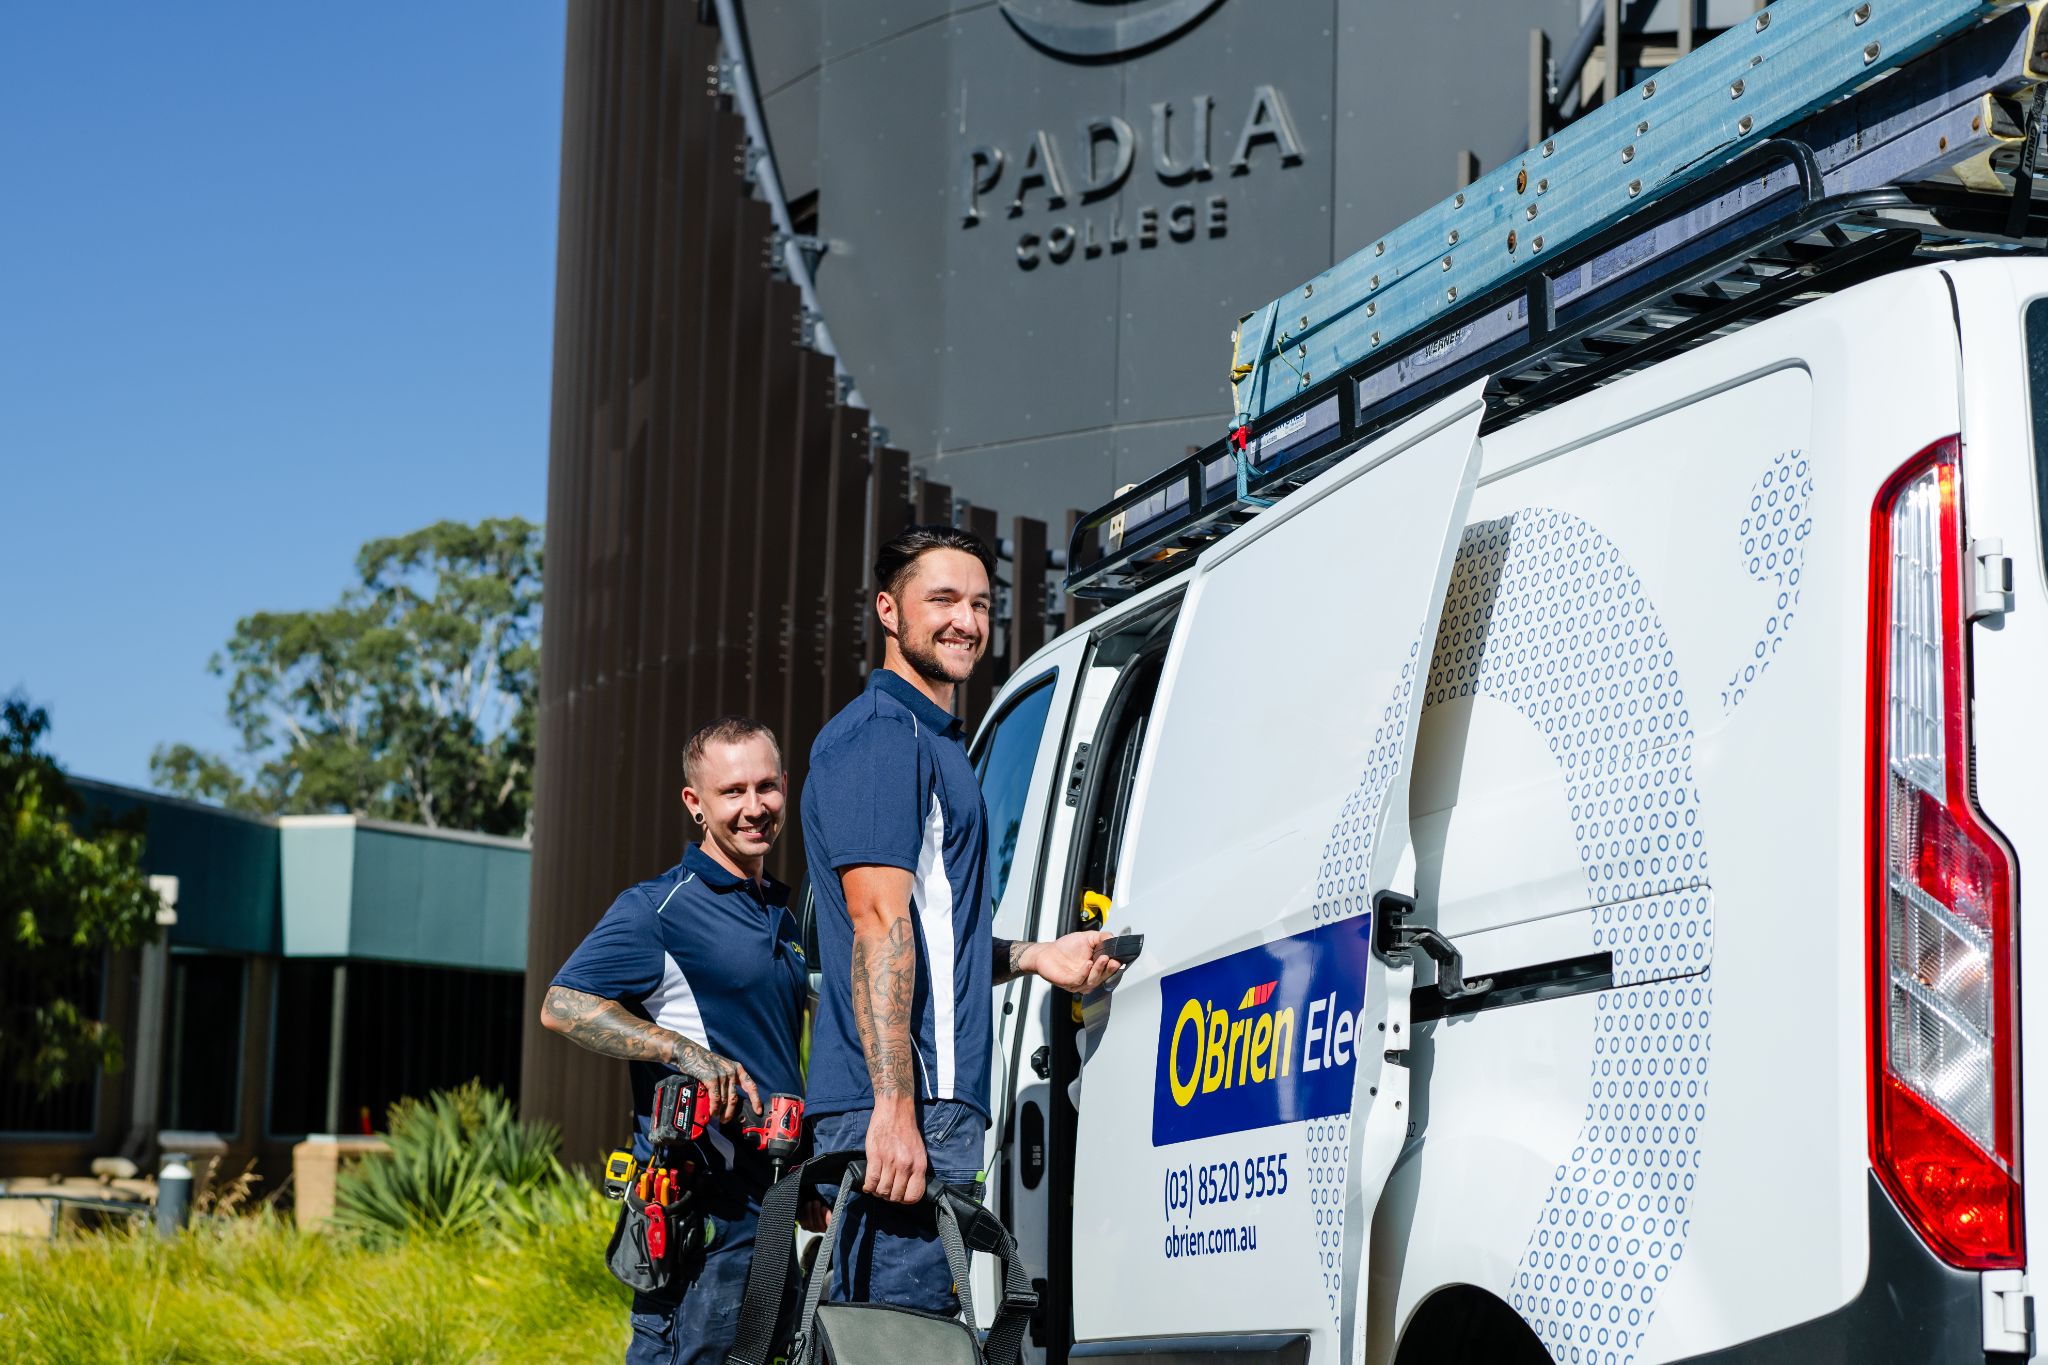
top-left (332, 1081), bottom-right (594, 1244)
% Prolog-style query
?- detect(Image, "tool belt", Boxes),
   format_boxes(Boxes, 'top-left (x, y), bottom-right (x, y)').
top-left (606, 1075), bottom-right (811, 1300)
top-left (723, 1148), bottom-right (1036, 1365)
top-left (605, 1163), bottom-right (710, 1299)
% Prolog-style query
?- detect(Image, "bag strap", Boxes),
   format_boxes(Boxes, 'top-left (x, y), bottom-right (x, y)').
top-left (944, 1190), bottom-right (1036, 1365)
top-left (725, 1148), bottom-right (864, 1365)
top-left (785, 1160), bottom-right (867, 1359)
top-left (735, 1152), bottom-right (1040, 1365)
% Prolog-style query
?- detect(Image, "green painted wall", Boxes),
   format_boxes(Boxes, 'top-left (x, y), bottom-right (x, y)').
top-left (343, 825), bottom-right (529, 972)
top-left (72, 779), bottom-right (282, 955)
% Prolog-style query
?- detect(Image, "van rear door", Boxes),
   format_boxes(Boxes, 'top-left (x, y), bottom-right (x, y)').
top-left (1066, 382), bottom-right (1487, 1361)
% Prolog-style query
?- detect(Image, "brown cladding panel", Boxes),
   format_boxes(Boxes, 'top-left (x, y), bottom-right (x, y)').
top-left (920, 479), bottom-right (953, 527)
top-left (866, 446), bottom-right (912, 670)
top-left (962, 504), bottom-right (1000, 730)
top-left (1010, 516), bottom-right (1048, 673)
top-left (688, 115), bottom-right (745, 724)
top-left (717, 199), bottom-right (774, 722)
top-left (748, 278), bottom-right (802, 726)
top-left (822, 408), bottom-right (869, 721)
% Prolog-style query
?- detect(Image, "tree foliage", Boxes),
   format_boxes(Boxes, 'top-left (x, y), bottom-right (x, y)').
top-left (151, 518), bottom-right (542, 837)
top-left (0, 695), bottom-right (164, 1094)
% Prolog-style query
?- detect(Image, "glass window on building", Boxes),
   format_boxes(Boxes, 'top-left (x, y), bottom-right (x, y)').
top-left (268, 959), bottom-right (523, 1137)
top-left (268, 959), bottom-right (337, 1138)
top-left (0, 954), bottom-right (104, 1136)
top-left (160, 952), bottom-right (246, 1136)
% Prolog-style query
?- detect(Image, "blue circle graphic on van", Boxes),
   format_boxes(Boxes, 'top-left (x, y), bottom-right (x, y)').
top-left (1421, 509), bottom-right (1712, 1364)
top-left (1303, 501), bottom-right (1749, 1357)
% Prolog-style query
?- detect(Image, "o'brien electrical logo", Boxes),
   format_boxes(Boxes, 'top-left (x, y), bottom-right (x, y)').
top-left (999, 0), bottom-right (1227, 60)
top-left (1152, 917), bottom-right (1377, 1146)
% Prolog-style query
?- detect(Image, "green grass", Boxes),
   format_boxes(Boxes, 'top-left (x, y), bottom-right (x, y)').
top-left (0, 1201), bottom-right (632, 1364)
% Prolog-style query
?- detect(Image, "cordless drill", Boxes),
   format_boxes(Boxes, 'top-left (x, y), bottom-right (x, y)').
top-left (742, 1093), bottom-right (805, 1180)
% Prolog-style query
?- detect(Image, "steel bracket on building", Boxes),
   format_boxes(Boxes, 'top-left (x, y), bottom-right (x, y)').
top-left (708, 0), bottom-right (866, 409)
top-left (770, 229), bottom-right (826, 281)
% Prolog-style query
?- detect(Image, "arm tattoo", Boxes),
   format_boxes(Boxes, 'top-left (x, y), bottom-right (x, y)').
top-left (852, 914), bottom-right (918, 1100)
top-left (541, 984), bottom-right (718, 1072)
top-left (992, 936), bottom-right (1031, 986)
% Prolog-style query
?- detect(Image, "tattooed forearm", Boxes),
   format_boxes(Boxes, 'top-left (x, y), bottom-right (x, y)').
top-left (992, 936), bottom-right (1032, 986)
top-left (852, 914), bottom-right (918, 1101)
top-left (542, 985), bottom-right (682, 1066)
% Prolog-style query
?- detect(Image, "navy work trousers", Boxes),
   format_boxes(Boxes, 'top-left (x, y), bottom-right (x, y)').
top-left (811, 1099), bottom-right (988, 1317)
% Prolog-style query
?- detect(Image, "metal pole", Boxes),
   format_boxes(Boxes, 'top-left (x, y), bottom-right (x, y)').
top-left (1603, 0), bottom-right (1621, 106)
top-left (120, 877), bottom-right (178, 1162)
top-left (1455, 149), bottom-right (1480, 188)
top-left (1679, 0), bottom-right (1696, 57)
top-left (323, 963), bottom-right (347, 1134)
top-left (706, 0), bottom-right (864, 409)
top-left (1528, 28), bottom-right (1551, 147)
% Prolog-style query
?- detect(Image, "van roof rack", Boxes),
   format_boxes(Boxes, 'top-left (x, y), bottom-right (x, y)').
top-left (1066, 0), bottom-right (2048, 602)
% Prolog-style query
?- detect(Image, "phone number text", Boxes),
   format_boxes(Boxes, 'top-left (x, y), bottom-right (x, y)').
top-left (1162, 1152), bottom-right (1289, 1219)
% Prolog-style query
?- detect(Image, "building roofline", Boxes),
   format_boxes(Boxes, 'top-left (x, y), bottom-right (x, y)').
top-left (68, 777), bottom-right (531, 850)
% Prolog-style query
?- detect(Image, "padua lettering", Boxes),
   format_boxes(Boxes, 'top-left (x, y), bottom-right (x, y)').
top-left (960, 85), bottom-right (1305, 270)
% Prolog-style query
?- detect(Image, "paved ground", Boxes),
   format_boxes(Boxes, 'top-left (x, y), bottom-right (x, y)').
top-left (0, 1174), bottom-right (157, 1238)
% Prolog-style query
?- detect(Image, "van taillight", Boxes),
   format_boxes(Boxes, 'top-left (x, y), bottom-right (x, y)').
top-left (1868, 436), bottom-right (2022, 1269)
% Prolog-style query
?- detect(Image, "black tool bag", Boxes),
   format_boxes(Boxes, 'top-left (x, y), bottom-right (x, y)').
top-left (606, 1177), bottom-right (709, 1299)
top-left (724, 1149), bottom-right (1036, 1365)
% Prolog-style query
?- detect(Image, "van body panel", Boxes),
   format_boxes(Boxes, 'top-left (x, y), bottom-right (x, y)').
top-left (980, 261), bottom-right (2024, 1362)
top-left (1067, 384), bottom-right (1487, 1357)
top-left (1943, 257), bottom-right (2048, 1301)
top-left (1382, 268), bottom-right (1964, 1361)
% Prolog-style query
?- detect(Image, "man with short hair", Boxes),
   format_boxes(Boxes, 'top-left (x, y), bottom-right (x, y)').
top-left (541, 715), bottom-right (805, 1365)
top-left (802, 524), bottom-right (1124, 1314)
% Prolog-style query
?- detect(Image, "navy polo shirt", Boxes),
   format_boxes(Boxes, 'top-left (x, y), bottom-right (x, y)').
top-left (550, 843), bottom-right (807, 1169)
top-left (802, 667), bottom-right (993, 1123)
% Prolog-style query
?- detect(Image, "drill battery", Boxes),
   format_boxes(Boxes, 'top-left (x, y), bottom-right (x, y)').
top-left (650, 1073), bottom-right (717, 1145)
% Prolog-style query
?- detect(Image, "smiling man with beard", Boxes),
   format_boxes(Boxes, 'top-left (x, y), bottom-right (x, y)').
top-left (801, 524), bottom-right (1122, 1316)
top-left (541, 716), bottom-right (806, 1365)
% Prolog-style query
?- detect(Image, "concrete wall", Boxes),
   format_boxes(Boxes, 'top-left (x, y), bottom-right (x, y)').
top-left (750, 0), bottom-right (1583, 518)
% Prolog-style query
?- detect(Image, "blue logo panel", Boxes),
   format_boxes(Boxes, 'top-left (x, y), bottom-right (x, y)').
top-left (1152, 916), bottom-right (1376, 1146)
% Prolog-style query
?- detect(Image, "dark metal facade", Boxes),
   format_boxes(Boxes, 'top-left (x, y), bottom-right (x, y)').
top-left (522, 0), bottom-right (1079, 1162)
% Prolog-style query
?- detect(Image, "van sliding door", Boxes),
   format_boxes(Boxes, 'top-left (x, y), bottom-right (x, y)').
top-left (1066, 382), bottom-right (1486, 1362)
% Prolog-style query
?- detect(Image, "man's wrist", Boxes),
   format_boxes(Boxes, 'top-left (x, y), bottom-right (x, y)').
top-left (1013, 940), bottom-right (1040, 978)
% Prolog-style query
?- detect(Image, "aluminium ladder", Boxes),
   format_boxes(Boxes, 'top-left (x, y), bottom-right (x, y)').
top-left (1066, 0), bottom-right (2048, 601)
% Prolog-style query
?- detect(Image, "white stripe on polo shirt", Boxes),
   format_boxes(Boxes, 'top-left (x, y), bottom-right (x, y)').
top-left (644, 955), bottom-right (708, 1077)
top-left (913, 790), bottom-right (957, 1099)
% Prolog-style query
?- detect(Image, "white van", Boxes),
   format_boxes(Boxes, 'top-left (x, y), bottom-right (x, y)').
top-left (958, 249), bottom-right (2048, 1365)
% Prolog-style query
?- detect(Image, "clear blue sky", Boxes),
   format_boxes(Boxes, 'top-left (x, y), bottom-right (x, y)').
top-left (1, 3), bottom-right (566, 786)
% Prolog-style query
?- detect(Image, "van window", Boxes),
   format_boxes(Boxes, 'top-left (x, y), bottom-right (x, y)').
top-left (973, 673), bottom-right (1057, 912)
top-left (2026, 298), bottom-right (2048, 581)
